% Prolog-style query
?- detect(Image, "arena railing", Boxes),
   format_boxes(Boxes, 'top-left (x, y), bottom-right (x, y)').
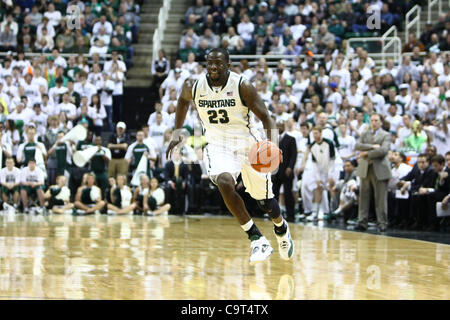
top-left (152, 0), bottom-right (172, 62)
top-left (0, 52), bottom-right (112, 59)
top-left (228, 54), bottom-right (324, 67)
top-left (405, 5), bottom-right (421, 43)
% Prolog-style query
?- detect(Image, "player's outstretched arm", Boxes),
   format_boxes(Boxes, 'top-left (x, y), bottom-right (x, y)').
top-left (166, 79), bottom-right (195, 160)
top-left (240, 79), bottom-right (276, 141)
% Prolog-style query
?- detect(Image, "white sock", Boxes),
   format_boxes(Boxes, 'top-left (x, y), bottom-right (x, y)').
top-left (334, 206), bottom-right (342, 214)
top-left (241, 219), bottom-right (254, 232)
top-left (280, 204), bottom-right (286, 211)
top-left (273, 218), bottom-right (285, 227)
top-left (311, 203), bottom-right (319, 214)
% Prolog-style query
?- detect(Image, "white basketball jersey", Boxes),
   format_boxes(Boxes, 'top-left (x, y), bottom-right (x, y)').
top-left (192, 71), bottom-right (262, 149)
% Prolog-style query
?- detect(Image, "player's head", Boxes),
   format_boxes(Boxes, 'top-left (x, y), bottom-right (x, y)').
top-left (206, 48), bottom-right (230, 81)
top-left (5, 157), bottom-right (14, 169)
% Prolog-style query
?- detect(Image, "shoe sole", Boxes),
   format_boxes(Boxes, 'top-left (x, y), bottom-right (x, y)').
top-left (249, 248), bottom-right (274, 266)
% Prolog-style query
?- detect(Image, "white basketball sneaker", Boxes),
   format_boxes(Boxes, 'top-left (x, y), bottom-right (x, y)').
top-left (249, 236), bottom-right (273, 266)
top-left (274, 224), bottom-right (295, 261)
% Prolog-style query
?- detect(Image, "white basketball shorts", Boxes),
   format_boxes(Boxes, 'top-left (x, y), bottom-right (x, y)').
top-left (203, 142), bottom-right (274, 200)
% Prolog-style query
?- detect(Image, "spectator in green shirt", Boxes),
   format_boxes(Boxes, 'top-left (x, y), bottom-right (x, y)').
top-left (177, 37), bottom-right (197, 63)
top-left (404, 120), bottom-right (428, 154)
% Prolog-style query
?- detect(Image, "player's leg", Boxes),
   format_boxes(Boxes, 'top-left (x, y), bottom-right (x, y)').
top-left (206, 143), bottom-right (272, 265)
top-left (241, 162), bottom-right (294, 261)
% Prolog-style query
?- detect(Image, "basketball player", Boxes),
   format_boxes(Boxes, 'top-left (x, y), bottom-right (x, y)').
top-left (166, 48), bottom-right (294, 265)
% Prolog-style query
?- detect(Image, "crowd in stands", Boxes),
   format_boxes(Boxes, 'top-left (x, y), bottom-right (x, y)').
top-left (0, 0), bottom-right (140, 66)
top-left (148, 0), bottom-right (450, 232)
top-left (175, 0), bottom-right (433, 62)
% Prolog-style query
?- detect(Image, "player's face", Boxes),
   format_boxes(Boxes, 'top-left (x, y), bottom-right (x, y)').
top-left (206, 53), bottom-right (229, 81)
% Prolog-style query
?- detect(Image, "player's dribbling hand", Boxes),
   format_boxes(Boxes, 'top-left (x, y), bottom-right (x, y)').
top-left (166, 136), bottom-right (183, 160)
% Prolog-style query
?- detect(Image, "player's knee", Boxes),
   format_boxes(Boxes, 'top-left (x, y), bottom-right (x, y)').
top-left (257, 198), bottom-right (281, 220)
top-left (216, 174), bottom-right (234, 191)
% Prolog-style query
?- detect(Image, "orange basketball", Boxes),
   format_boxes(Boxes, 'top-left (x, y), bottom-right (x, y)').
top-left (248, 140), bottom-right (282, 173)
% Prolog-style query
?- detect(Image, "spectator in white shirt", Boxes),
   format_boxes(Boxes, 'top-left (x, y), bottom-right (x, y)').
top-left (385, 104), bottom-right (403, 134)
top-left (237, 14), bottom-right (254, 45)
top-left (58, 92), bottom-right (77, 121)
top-left (148, 101), bottom-right (170, 127)
top-left (149, 112), bottom-right (169, 152)
top-left (36, 17), bottom-right (55, 39)
top-left (89, 39), bottom-right (108, 57)
top-left (108, 58), bottom-right (125, 124)
top-left (92, 15), bottom-right (113, 36)
top-left (74, 71), bottom-right (97, 104)
top-left (89, 94), bottom-right (107, 136)
top-left (290, 15), bottom-right (306, 41)
top-left (44, 3), bottom-right (62, 27)
top-left (90, 26), bottom-right (111, 46)
top-left (96, 72), bottom-right (115, 131)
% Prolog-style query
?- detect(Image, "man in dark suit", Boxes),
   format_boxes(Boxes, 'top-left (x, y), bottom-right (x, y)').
top-left (164, 148), bottom-right (189, 215)
top-left (397, 153), bottom-right (436, 230)
top-left (354, 113), bottom-right (392, 232)
top-left (272, 120), bottom-right (297, 222)
top-left (423, 155), bottom-right (450, 231)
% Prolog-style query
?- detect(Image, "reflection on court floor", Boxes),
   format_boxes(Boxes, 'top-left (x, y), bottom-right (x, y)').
top-left (0, 213), bottom-right (448, 299)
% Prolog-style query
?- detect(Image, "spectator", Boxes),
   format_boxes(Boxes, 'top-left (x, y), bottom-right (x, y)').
top-left (177, 37), bottom-right (197, 63)
top-left (107, 121), bottom-right (129, 179)
top-left (184, 0), bottom-right (208, 25)
top-left (354, 113), bottom-right (391, 232)
top-left (0, 25), bottom-right (18, 51)
top-left (164, 148), bottom-right (189, 215)
top-left (20, 158), bottom-right (46, 214)
top-left (272, 120), bottom-right (297, 222)
top-left (151, 49), bottom-right (170, 91)
top-left (73, 172), bottom-right (106, 215)
top-left (0, 157), bottom-right (20, 211)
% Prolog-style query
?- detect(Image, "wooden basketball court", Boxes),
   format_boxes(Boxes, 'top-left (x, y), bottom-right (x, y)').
top-left (0, 213), bottom-right (448, 299)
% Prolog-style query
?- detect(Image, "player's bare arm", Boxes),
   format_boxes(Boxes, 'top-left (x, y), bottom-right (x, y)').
top-left (165, 78), bottom-right (195, 160)
top-left (240, 79), bottom-right (276, 141)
